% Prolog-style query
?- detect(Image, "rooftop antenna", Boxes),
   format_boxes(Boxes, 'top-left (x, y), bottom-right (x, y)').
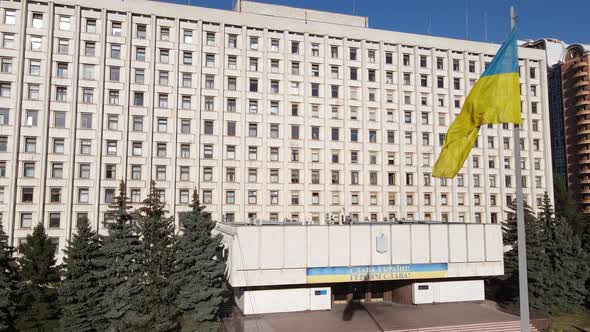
top-left (465, 0), bottom-right (469, 39)
top-left (427, 15), bottom-right (432, 35)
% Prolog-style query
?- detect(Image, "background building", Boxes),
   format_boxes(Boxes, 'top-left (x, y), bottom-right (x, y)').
top-left (0, 0), bottom-right (552, 261)
top-left (524, 39), bottom-right (590, 212)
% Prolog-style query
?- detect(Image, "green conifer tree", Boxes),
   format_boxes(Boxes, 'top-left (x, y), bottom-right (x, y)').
top-left (16, 223), bottom-right (61, 331)
top-left (99, 180), bottom-right (145, 331)
top-left (499, 199), bottom-right (548, 313)
top-left (172, 190), bottom-right (226, 331)
top-left (0, 222), bottom-right (17, 331)
top-left (59, 217), bottom-right (107, 331)
top-left (538, 192), bottom-right (588, 314)
top-left (134, 180), bottom-right (177, 331)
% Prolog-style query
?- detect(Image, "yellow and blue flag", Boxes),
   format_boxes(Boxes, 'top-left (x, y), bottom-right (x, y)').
top-left (433, 28), bottom-right (521, 178)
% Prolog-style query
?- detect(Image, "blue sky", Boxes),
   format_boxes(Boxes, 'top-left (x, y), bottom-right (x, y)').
top-left (162, 0), bottom-right (590, 45)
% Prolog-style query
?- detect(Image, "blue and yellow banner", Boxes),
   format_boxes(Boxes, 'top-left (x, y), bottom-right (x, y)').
top-left (433, 27), bottom-right (521, 178)
top-left (306, 263), bottom-right (448, 283)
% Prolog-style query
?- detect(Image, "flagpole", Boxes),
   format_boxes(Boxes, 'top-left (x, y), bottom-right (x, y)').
top-left (511, 5), bottom-right (531, 332)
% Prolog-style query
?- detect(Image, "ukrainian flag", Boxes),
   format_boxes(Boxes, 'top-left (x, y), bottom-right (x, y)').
top-left (433, 28), bottom-right (521, 178)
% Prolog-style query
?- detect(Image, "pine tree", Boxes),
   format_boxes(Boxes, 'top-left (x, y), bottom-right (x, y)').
top-left (172, 190), bottom-right (226, 331)
top-left (59, 217), bottom-right (107, 331)
top-left (538, 192), bottom-right (588, 314)
top-left (499, 199), bottom-right (549, 313)
top-left (134, 180), bottom-right (177, 331)
top-left (0, 222), bottom-right (17, 331)
top-left (16, 223), bottom-right (61, 331)
top-left (99, 180), bottom-right (145, 331)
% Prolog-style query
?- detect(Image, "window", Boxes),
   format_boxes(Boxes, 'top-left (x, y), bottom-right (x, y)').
top-left (50, 138), bottom-right (64, 154)
top-left (2, 33), bottom-right (15, 49)
top-left (0, 58), bottom-right (11, 74)
top-left (434, 57), bottom-right (444, 70)
top-left (206, 32), bottom-right (215, 46)
top-left (55, 39), bottom-right (68, 54)
top-left (270, 39), bottom-right (279, 52)
top-left (183, 51), bottom-right (192, 65)
top-left (59, 15), bottom-right (70, 30)
top-left (223, 121), bottom-right (235, 136)
top-left (270, 80), bottom-right (279, 93)
top-left (126, 189), bottom-right (140, 203)
top-left (22, 110), bottom-right (38, 127)
top-left (0, 108), bottom-right (8, 125)
top-left (108, 66), bottom-right (119, 81)
top-left (130, 164), bottom-right (141, 180)
top-left (84, 18), bottom-right (96, 33)
top-left (78, 188), bottom-right (90, 204)
top-left (0, 83), bottom-right (10, 97)
top-left (418, 55), bottom-right (427, 68)
top-left (19, 161), bottom-right (36, 179)
top-left (270, 147), bottom-right (279, 161)
top-left (311, 43), bottom-right (319, 56)
top-left (105, 140), bottom-right (117, 155)
top-left (76, 139), bottom-right (90, 155)
top-left (226, 191), bottom-right (235, 204)
top-left (3, 10), bottom-right (16, 25)
top-left (158, 49), bottom-right (170, 63)
top-left (51, 111), bottom-right (66, 129)
top-left (135, 24), bottom-right (147, 39)
top-left (182, 29), bottom-right (193, 44)
top-left (50, 162), bottom-right (63, 178)
top-left (110, 44), bottom-right (121, 59)
top-left (81, 41), bottom-right (96, 57)
top-left (111, 21), bottom-right (122, 36)
top-left (205, 53), bottom-right (215, 67)
top-left (331, 85), bottom-right (339, 98)
top-left (79, 113), bottom-right (92, 129)
top-left (24, 137), bottom-right (36, 153)
top-left (270, 191), bottom-right (279, 205)
top-left (133, 92), bottom-right (144, 106)
top-left (246, 77), bottom-right (260, 92)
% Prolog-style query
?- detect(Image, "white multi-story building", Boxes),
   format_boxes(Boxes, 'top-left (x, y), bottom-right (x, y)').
top-left (0, 0), bottom-right (552, 257)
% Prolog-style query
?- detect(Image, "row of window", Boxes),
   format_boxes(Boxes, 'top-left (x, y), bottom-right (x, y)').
top-left (9, 178), bottom-right (539, 212)
top-left (2, 7), bottom-right (540, 76)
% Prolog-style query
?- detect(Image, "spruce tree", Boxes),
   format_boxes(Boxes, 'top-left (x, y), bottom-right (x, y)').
top-left (499, 199), bottom-right (548, 313)
top-left (538, 192), bottom-right (588, 314)
top-left (134, 180), bottom-right (177, 331)
top-left (99, 180), bottom-right (145, 331)
top-left (16, 223), bottom-right (61, 331)
top-left (59, 217), bottom-right (107, 331)
top-left (172, 190), bottom-right (226, 331)
top-left (0, 222), bottom-right (17, 331)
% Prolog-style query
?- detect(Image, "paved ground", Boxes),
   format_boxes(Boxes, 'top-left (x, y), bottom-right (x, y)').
top-left (223, 302), bottom-right (522, 332)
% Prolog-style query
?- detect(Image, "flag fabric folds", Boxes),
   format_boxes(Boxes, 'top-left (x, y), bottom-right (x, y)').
top-left (432, 28), bottom-right (522, 178)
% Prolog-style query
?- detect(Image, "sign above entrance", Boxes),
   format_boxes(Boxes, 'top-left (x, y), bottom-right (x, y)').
top-left (306, 263), bottom-right (448, 284)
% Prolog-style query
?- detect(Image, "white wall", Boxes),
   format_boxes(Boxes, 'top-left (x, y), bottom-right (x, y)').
top-left (217, 223), bottom-right (505, 287)
top-left (238, 287), bottom-right (331, 314)
top-left (412, 280), bottom-right (485, 304)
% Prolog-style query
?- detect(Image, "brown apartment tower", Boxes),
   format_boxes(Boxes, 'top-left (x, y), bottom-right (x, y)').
top-left (525, 40), bottom-right (590, 212)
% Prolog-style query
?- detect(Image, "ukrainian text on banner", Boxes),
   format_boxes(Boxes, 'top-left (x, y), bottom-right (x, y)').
top-left (306, 263), bottom-right (448, 283)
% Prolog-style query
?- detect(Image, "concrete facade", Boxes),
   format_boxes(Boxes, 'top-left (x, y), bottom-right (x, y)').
top-left (215, 222), bottom-right (504, 288)
top-left (0, 0), bottom-right (552, 256)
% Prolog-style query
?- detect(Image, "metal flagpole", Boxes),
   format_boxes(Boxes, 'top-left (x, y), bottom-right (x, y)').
top-left (511, 5), bottom-right (531, 332)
